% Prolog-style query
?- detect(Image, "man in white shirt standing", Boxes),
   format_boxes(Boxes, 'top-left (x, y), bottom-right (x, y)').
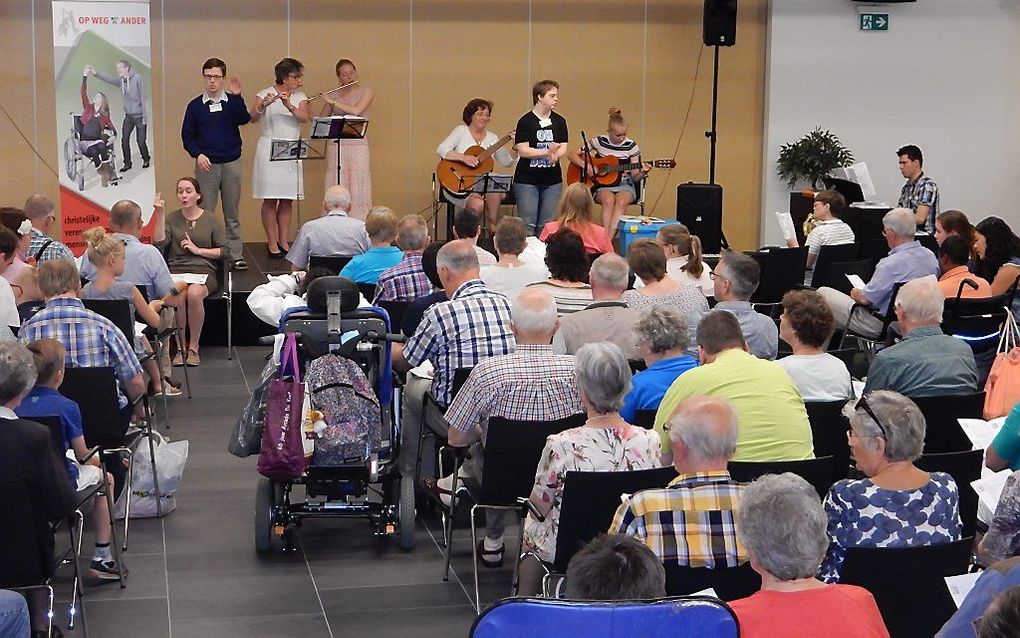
top-left (286, 185), bottom-right (370, 271)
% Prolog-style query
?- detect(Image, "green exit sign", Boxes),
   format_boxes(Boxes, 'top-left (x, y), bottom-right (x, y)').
top-left (860, 12), bottom-right (889, 31)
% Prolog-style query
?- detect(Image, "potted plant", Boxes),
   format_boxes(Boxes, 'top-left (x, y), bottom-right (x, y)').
top-left (777, 127), bottom-right (854, 245)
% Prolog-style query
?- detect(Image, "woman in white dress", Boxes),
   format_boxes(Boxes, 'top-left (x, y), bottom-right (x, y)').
top-left (251, 58), bottom-right (310, 257)
top-left (319, 59), bottom-right (374, 220)
top-left (436, 98), bottom-right (517, 232)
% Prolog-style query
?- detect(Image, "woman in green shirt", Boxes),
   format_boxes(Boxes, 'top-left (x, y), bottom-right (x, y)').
top-left (156, 177), bottom-right (226, 366)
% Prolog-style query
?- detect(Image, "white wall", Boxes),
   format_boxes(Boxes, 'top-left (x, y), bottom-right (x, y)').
top-left (761, 0), bottom-right (1020, 245)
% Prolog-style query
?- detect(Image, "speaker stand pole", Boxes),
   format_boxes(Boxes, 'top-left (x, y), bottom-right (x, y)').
top-left (706, 44), bottom-right (720, 185)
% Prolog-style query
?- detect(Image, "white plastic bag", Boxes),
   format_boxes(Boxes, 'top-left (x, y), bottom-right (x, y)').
top-left (113, 431), bottom-right (189, 519)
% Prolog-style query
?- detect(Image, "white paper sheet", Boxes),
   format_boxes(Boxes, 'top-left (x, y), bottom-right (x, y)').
top-left (944, 572), bottom-right (982, 609)
top-left (170, 273), bottom-right (208, 285)
top-left (958, 417), bottom-right (1006, 451)
top-left (690, 588), bottom-right (718, 598)
top-left (973, 470), bottom-right (1012, 524)
top-left (846, 274), bottom-right (866, 289)
top-left (409, 360), bottom-right (434, 380)
top-left (774, 211), bottom-right (797, 241)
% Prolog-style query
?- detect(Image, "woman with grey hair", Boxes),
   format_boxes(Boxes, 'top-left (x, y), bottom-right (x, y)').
top-left (518, 341), bottom-right (661, 594)
top-left (620, 306), bottom-right (698, 422)
top-left (729, 473), bottom-right (889, 637)
top-left (819, 390), bottom-right (961, 582)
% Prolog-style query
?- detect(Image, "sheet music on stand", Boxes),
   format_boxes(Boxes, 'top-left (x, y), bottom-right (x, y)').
top-left (829, 162), bottom-right (878, 202)
top-left (310, 116), bottom-right (369, 140)
top-left (269, 139), bottom-right (323, 162)
top-left (465, 173), bottom-right (512, 195)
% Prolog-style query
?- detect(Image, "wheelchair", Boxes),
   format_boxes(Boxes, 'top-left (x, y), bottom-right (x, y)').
top-left (253, 276), bottom-right (415, 553)
top-left (63, 112), bottom-right (120, 191)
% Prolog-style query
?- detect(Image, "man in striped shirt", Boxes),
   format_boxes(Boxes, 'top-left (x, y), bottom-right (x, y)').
top-left (373, 214), bottom-right (432, 303)
top-left (896, 144), bottom-right (940, 233)
top-left (610, 395), bottom-right (747, 568)
top-left (787, 190), bottom-right (856, 270)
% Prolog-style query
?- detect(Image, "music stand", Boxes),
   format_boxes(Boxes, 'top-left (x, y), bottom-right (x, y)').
top-left (270, 139), bottom-right (324, 228)
top-left (310, 116), bottom-right (369, 187)
top-left (823, 177), bottom-right (865, 206)
top-left (442, 173), bottom-right (513, 239)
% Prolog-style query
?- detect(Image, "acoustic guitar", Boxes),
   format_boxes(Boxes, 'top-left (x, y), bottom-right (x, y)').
top-left (567, 156), bottom-right (676, 188)
top-left (436, 132), bottom-right (515, 195)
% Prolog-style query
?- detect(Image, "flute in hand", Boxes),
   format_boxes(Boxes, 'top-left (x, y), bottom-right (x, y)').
top-left (309, 80), bottom-right (360, 102)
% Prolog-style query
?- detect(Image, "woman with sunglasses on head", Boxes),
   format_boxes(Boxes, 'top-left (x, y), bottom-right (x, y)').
top-left (818, 390), bottom-right (962, 583)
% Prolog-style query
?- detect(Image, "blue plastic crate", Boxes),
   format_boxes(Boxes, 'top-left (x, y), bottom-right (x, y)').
top-left (616, 217), bottom-right (680, 254)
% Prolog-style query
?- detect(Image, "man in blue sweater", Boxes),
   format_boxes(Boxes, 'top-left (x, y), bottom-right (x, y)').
top-left (181, 57), bottom-right (251, 269)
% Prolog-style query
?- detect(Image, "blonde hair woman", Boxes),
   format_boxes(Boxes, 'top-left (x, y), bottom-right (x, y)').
top-left (80, 226), bottom-right (178, 396)
top-left (656, 224), bottom-right (713, 297)
top-left (539, 182), bottom-right (614, 255)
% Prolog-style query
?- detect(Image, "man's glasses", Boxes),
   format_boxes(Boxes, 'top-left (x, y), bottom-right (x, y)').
top-left (852, 394), bottom-right (889, 440)
top-left (203, 73), bottom-right (224, 80)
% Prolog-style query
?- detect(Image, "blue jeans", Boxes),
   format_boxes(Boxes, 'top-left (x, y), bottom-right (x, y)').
top-left (0, 589), bottom-right (29, 638)
top-left (513, 182), bottom-right (562, 236)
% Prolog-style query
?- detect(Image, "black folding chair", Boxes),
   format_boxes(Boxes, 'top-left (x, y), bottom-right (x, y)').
top-left (809, 243), bottom-right (859, 289)
top-left (728, 456), bottom-right (836, 499)
top-left (308, 253), bottom-right (353, 273)
top-left (915, 449), bottom-right (983, 539)
top-left (820, 258), bottom-right (875, 296)
top-left (663, 562), bottom-right (761, 601)
top-left (943, 288), bottom-right (1014, 357)
top-left (839, 538), bottom-right (973, 638)
top-left (751, 246), bottom-right (808, 315)
top-left (59, 366), bottom-right (159, 552)
top-left (839, 281), bottom-right (906, 358)
top-left (857, 238), bottom-right (890, 263)
top-left (631, 409), bottom-right (657, 430)
top-left (376, 300), bottom-right (410, 332)
top-left (805, 402), bottom-right (851, 483)
top-left (909, 392), bottom-right (985, 454)
top-left (135, 285), bottom-right (193, 403)
top-left (445, 413), bottom-right (586, 613)
top-left (358, 283), bottom-right (377, 302)
top-left (550, 467), bottom-right (679, 575)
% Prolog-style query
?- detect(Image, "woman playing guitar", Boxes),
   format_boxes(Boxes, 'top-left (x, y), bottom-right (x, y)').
top-left (570, 108), bottom-right (650, 241)
top-left (436, 98), bottom-right (517, 233)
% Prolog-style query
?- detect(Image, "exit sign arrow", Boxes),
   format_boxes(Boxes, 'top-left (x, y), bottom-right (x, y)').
top-left (860, 12), bottom-right (890, 31)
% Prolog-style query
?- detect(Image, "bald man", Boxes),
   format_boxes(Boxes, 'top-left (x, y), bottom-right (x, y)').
top-left (610, 395), bottom-right (747, 568)
top-left (23, 194), bottom-right (74, 264)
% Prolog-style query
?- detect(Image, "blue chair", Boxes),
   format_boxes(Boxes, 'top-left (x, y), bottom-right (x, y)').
top-left (470, 596), bottom-right (739, 638)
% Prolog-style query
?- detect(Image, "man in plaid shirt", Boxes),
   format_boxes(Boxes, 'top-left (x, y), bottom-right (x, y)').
top-left (23, 195), bottom-right (75, 265)
top-left (19, 260), bottom-right (145, 419)
top-left (374, 214), bottom-right (432, 303)
top-left (443, 287), bottom-right (583, 565)
top-left (610, 395), bottom-right (747, 568)
top-left (896, 144), bottom-right (939, 233)
top-left (393, 240), bottom-right (515, 477)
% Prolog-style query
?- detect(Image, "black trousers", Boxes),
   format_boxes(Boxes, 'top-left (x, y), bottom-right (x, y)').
top-left (121, 113), bottom-right (149, 164)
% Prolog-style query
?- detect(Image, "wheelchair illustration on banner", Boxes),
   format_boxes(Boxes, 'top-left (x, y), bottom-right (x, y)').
top-left (63, 111), bottom-right (120, 191)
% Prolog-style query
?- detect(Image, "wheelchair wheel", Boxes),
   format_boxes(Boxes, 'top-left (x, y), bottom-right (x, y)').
top-left (63, 138), bottom-right (77, 180)
top-left (255, 477), bottom-right (282, 553)
top-left (398, 475), bottom-right (417, 551)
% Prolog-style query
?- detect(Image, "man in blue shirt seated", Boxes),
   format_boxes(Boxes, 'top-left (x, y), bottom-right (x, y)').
top-left (819, 207), bottom-right (939, 338)
top-left (340, 206), bottom-right (403, 285)
top-left (620, 306), bottom-right (697, 423)
top-left (17, 338), bottom-right (125, 581)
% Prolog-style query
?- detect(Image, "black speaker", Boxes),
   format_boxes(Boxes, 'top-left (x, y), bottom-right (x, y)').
top-left (676, 183), bottom-right (724, 253)
top-left (703, 0), bottom-right (737, 47)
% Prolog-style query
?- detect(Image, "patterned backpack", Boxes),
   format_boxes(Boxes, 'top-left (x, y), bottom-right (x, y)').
top-left (305, 353), bottom-right (382, 466)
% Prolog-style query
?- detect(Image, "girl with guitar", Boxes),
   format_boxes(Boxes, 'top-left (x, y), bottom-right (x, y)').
top-left (436, 98), bottom-right (516, 233)
top-left (570, 108), bottom-right (650, 241)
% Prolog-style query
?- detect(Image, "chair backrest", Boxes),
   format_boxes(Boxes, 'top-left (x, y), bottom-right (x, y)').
top-left (308, 253), bottom-right (353, 273)
top-left (451, 367), bottom-right (474, 402)
top-left (59, 367), bottom-right (126, 448)
top-left (663, 562), bottom-right (761, 602)
top-left (916, 449), bottom-right (983, 538)
top-left (857, 238), bottom-right (890, 263)
top-left (827, 348), bottom-right (858, 377)
top-left (631, 409), bottom-right (657, 430)
top-left (376, 300), bottom-right (410, 332)
top-left (357, 283), bottom-right (377, 302)
top-left (909, 392), bottom-right (984, 454)
top-left (839, 537), bottom-right (973, 638)
top-left (471, 596), bottom-right (739, 638)
top-left (943, 292), bottom-right (1012, 354)
top-left (480, 414), bottom-right (587, 506)
top-left (728, 456), bottom-right (835, 499)
top-left (750, 247), bottom-right (808, 304)
top-left (821, 258), bottom-right (875, 296)
top-left (27, 415), bottom-right (67, 461)
top-left (0, 481), bottom-right (50, 587)
top-left (804, 401), bottom-right (851, 483)
top-left (82, 298), bottom-right (135, 345)
top-left (553, 466), bottom-right (679, 572)
top-left (810, 243), bottom-right (859, 289)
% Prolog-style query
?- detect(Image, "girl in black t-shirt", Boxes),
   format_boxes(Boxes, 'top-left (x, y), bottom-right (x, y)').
top-left (512, 80), bottom-right (568, 236)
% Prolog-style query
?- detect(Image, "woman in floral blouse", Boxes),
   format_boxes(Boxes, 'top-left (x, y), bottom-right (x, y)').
top-left (517, 341), bottom-right (661, 595)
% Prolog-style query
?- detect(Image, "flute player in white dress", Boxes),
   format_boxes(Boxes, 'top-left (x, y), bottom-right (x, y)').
top-left (251, 57), bottom-right (310, 257)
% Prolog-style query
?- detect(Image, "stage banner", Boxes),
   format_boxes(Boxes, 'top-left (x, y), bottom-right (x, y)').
top-left (52, 1), bottom-right (155, 255)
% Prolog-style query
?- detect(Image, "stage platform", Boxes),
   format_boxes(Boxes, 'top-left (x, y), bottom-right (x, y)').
top-left (200, 242), bottom-right (295, 348)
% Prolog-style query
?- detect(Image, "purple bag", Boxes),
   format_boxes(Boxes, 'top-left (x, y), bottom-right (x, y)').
top-left (257, 333), bottom-right (308, 479)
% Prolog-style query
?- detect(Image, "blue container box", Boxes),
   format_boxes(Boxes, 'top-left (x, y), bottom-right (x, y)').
top-left (617, 216), bottom-right (680, 254)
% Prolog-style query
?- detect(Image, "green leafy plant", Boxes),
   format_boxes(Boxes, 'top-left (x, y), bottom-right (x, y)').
top-left (776, 127), bottom-right (855, 190)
